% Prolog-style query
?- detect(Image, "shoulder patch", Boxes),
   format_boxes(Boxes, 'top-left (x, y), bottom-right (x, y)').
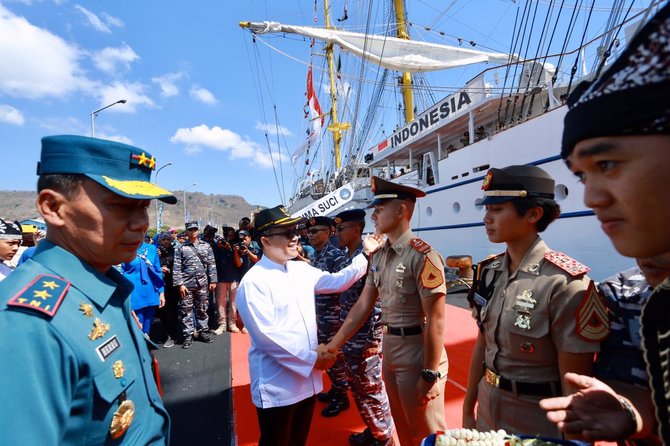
top-left (420, 256), bottom-right (444, 289)
top-left (576, 281), bottom-right (610, 342)
top-left (409, 237), bottom-right (431, 254)
top-left (477, 253), bottom-right (504, 270)
top-left (7, 274), bottom-right (70, 318)
top-left (544, 250), bottom-right (590, 276)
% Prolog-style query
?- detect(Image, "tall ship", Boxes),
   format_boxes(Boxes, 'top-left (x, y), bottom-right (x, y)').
top-left (240, 0), bottom-right (661, 280)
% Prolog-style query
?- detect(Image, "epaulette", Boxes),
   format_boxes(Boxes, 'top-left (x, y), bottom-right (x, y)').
top-left (6, 274), bottom-right (70, 318)
top-left (476, 253), bottom-right (504, 270)
top-left (544, 250), bottom-right (590, 277)
top-left (409, 237), bottom-right (431, 254)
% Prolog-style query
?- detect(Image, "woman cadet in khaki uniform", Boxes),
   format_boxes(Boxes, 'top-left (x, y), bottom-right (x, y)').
top-left (462, 165), bottom-right (610, 437)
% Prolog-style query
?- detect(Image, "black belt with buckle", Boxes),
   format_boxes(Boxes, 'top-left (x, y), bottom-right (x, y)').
top-left (484, 365), bottom-right (561, 397)
top-left (383, 325), bottom-right (423, 336)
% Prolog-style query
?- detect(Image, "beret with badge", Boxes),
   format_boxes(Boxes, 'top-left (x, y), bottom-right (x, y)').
top-left (306, 216), bottom-right (333, 229)
top-left (333, 209), bottom-right (366, 225)
top-left (38, 135), bottom-right (177, 204)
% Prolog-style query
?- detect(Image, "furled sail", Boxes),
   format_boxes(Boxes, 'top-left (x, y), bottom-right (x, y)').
top-left (242, 21), bottom-right (513, 73)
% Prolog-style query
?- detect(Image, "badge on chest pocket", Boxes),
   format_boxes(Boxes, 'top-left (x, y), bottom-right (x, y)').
top-left (395, 263), bottom-right (406, 288)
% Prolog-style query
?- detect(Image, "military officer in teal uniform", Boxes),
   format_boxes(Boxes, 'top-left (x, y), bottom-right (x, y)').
top-left (0, 135), bottom-right (175, 444)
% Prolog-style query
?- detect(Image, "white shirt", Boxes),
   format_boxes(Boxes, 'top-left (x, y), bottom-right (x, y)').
top-left (237, 252), bottom-right (368, 408)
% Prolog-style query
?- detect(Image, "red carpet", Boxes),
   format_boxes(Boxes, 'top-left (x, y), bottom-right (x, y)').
top-left (232, 305), bottom-right (478, 445)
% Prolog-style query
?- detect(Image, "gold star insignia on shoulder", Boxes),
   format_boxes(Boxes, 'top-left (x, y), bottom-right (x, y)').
top-left (79, 303), bottom-right (94, 317)
top-left (89, 318), bottom-right (111, 340)
top-left (33, 289), bottom-right (51, 299)
top-left (42, 280), bottom-right (60, 290)
top-left (112, 360), bottom-right (125, 379)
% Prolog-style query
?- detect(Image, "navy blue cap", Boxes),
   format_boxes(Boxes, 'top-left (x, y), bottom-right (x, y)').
top-left (334, 209), bottom-right (366, 224)
top-left (480, 165), bottom-right (555, 205)
top-left (185, 221), bottom-right (199, 230)
top-left (306, 216), bottom-right (333, 228)
top-left (38, 135), bottom-right (177, 204)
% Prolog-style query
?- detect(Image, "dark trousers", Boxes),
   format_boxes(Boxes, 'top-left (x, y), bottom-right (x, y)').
top-left (256, 395), bottom-right (315, 446)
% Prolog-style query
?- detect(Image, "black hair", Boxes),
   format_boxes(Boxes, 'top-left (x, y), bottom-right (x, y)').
top-left (511, 197), bottom-right (560, 232)
top-left (37, 174), bottom-right (86, 198)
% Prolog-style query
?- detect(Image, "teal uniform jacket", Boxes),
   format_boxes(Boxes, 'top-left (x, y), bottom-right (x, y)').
top-left (0, 241), bottom-right (170, 445)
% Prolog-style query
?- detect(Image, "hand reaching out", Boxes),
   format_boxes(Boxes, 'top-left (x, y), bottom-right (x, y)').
top-left (315, 343), bottom-right (338, 370)
top-left (362, 233), bottom-right (385, 255)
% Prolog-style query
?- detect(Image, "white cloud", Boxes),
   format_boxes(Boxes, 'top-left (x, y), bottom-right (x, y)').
top-left (0, 5), bottom-right (89, 99)
top-left (74, 5), bottom-right (123, 34)
top-left (92, 43), bottom-right (139, 74)
top-left (152, 72), bottom-right (185, 97)
top-left (0, 104), bottom-right (25, 125)
top-left (255, 122), bottom-right (292, 136)
top-left (97, 81), bottom-right (155, 113)
top-left (189, 86), bottom-right (217, 105)
top-left (170, 124), bottom-right (285, 168)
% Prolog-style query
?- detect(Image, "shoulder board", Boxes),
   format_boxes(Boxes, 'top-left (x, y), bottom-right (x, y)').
top-left (544, 250), bottom-right (590, 277)
top-left (477, 253), bottom-right (504, 269)
top-left (6, 274), bottom-right (70, 318)
top-left (576, 281), bottom-right (610, 342)
top-left (409, 238), bottom-right (431, 254)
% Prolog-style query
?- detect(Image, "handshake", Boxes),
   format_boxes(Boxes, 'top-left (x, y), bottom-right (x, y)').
top-left (315, 343), bottom-right (338, 370)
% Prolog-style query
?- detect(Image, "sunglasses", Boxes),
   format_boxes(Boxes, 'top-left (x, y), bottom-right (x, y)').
top-left (335, 225), bottom-right (354, 232)
top-left (265, 228), bottom-right (299, 239)
top-left (308, 228), bottom-right (329, 235)
top-left (187, 228), bottom-right (199, 232)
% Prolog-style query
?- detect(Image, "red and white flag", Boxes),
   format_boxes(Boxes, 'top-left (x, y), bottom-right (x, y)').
top-left (292, 66), bottom-right (324, 164)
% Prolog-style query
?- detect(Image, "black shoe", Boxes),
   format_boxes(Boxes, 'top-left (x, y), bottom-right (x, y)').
top-left (321, 396), bottom-right (350, 417)
top-left (182, 336), bottom-right (193, 349)
top-left (316, 387), bottom-right (335, 403)
top-left (198, 332), bottom-right (214, 343)
top-left (349, 429), bottom-right (373, 446)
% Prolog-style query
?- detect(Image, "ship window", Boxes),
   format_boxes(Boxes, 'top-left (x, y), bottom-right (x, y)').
top-left (473, 164), bottom-right (490, 173)
top-left (452, 202), bottom-right (461, 213)
top-left (451, 175), bottom-right (458, 180)
top-left (426, 206), bottom-right (433, 217)
top-left (554, 184), bottom-right (569, 201)
top-left (461, 172), bottom-right (469, 177)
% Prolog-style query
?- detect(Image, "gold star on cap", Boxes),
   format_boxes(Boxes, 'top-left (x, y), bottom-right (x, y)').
top-left (88, 318), bottom-right (111, 340)
top-left (79, 303), bottom-right (94, 317)
top-left (112, 360), bottom-right (125, 379)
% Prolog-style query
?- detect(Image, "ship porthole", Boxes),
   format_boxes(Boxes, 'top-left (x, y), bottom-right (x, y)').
top-left (475, 198), bottom-right (484, 211)
top-left (452, 202), bottom-right (461, 213)
top-left (426, 206), bottom-right (433, 217)
top-left (554, 184), bottom-right (569, 201)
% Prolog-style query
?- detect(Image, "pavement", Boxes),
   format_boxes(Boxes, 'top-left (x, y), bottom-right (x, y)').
top-left (153, 326), bottom-right (233, 446)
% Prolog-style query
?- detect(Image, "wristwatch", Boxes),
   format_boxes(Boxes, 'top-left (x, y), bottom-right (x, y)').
top-left (421, 369), bottom-right (441, 383)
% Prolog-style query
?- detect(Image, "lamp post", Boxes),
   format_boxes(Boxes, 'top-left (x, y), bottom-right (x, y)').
top-left (90, 99), bottom-right (127, 137)
top-left (154, 162), bottom-right (173, 230)
top-left (183, 183), bottom-right (197, 223)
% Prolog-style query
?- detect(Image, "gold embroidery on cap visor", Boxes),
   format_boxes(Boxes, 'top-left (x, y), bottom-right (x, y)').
top-left (109, 400), bottom-right (135, 440)
top-left (102, 176), bottom-right (173, 199)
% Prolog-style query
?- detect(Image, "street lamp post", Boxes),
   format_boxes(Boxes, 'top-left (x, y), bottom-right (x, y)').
top-left (154, 162), bottom-right (173, 230)
top-left (183, 183), bottom-right (197, 223)
top-left (90, 99), bottom-right (127, 137)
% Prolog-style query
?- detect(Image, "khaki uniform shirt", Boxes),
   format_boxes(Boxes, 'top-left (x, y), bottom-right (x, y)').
top-left (473, 237), bottom-right (601, 436)
top-left (366, 230), bottom-right (447, 327)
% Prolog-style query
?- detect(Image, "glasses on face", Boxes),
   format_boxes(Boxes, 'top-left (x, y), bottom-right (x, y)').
top-left (187, 228), bottom-right (198, 232)
top-left (265, 228), bottom-right (299, 239)
top-left (308, 228), bottom-right (328, 235)
top-left (335, 225), bottom-right (353, 232)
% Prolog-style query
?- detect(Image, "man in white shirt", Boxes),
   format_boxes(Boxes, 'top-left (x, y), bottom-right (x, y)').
top-left (237, 205), bottom-right (379, 446)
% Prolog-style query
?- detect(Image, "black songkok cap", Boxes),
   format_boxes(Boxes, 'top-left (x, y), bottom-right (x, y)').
top-left (562, 3), bottom-right (670, 158)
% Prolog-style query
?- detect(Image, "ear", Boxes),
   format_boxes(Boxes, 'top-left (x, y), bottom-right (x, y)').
top-left (526, 206), bottom-right (544, 225)
top-left (36, 189), bottom-right (68, 228)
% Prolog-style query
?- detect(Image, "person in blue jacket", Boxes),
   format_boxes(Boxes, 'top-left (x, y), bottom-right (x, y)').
top-left (121, 240), bottom-right (165, 335)
top-left (0, 135), bottom-right (173, 444)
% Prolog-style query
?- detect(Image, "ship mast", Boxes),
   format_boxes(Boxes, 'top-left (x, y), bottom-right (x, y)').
top-left (324, 0), bottom-right (350, 171)
top-left (394, 0), bottom-right (414, 123)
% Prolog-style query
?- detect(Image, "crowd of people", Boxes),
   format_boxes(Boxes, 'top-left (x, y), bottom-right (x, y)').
top-left (0, 3), bottom-right (669, 445)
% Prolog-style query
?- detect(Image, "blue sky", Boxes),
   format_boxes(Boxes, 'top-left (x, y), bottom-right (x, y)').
top-left (0, 0), bottom-right (649, 207)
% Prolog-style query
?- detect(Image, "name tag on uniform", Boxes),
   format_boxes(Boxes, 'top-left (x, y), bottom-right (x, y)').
top-left (370, 265), bottom-right (377, 272)
top-left (96, 335), bottom-right (121, 361)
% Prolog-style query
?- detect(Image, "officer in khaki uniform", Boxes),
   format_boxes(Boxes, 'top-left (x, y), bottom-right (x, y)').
top-left (462, 165), bottom-right (608, 437)
top-left (320, 176), bottom-right (448, 446)
top-left (0, 135), bottom-right (173, 444)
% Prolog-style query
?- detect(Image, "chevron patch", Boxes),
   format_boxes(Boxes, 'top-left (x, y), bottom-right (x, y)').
top-left (576, 281), bottom-right (610, 342)
top-left (421, 256), bottom-right (444, 289)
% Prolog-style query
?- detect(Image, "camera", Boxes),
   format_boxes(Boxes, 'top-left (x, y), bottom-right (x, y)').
top-left (236, 240), bottom-right (248, 250)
